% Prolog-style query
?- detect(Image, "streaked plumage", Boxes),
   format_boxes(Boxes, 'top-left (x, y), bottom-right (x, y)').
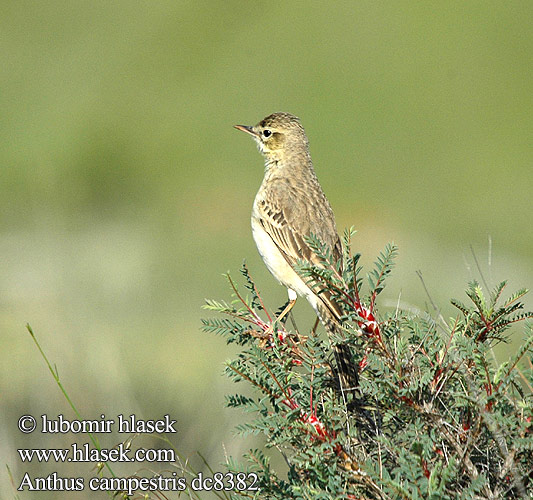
top-left (235, 112), bottom-right (356, 390)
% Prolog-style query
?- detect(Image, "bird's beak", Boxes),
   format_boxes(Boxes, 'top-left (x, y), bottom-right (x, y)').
top-left (234, 124), bottom-right (257, 137)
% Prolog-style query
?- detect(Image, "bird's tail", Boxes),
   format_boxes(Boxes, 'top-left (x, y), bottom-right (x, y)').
top-left (316, 300), bottom-right (358, 392)
top-left (333, 342), bottom-right (358, 392)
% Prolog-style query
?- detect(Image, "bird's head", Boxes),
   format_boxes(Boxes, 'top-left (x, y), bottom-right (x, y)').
top-left (234, 112), bottom-right (308, 163)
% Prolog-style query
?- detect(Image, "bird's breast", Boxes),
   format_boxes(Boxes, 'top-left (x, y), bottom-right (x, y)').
top-left (251, 197), bottom-right (289, 286)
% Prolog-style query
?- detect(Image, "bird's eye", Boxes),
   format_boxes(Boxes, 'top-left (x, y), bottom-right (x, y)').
top-left (262, 129), bottom-right (272, 138)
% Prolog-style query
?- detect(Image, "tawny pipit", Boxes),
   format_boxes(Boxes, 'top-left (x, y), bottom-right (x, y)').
top-left (234, 112), bottom-right (356, 390)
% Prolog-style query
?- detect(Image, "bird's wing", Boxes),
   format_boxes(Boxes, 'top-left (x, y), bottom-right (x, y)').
top-left (256, 180), bottom-right (343, 320)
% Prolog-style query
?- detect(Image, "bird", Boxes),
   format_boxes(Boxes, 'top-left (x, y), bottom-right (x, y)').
top-left (234, 112), bottom-right (357, 391)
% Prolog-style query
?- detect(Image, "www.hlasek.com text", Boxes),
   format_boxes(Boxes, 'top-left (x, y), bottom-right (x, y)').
top-left (18, 442), bottom-right (175, 463)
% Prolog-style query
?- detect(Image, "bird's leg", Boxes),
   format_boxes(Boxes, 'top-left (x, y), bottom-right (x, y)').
top-left (275, 298), bottom-right (296, 325)
top-left (264, 289), bottom-right (297, 338)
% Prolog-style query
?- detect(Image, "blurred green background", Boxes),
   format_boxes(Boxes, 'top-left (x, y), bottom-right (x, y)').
top-left (1, 1), bottom-right (531, 498)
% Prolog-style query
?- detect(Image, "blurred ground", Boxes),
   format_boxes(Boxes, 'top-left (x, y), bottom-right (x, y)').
top-left (1, 2), bottom-right (531, 498)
